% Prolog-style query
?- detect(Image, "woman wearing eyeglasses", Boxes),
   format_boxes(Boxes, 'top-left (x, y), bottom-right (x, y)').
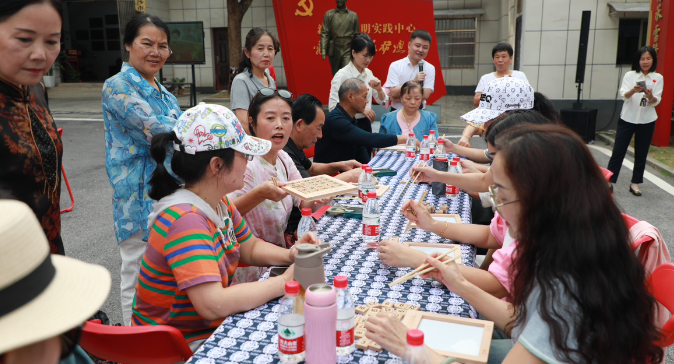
top-left (367, 124), bottom-right (663, 364)
top-left (231, 28), bottom-right (280, 133)
top-left (228, 89), bottom-right (330, 283)
top-left (102, 14), bottom-right (182, 326)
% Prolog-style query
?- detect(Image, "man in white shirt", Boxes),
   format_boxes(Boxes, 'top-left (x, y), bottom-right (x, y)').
top-left (384, 30), bottom-right (436, 111)
top-left (460, 43), bottom-right (529, 147)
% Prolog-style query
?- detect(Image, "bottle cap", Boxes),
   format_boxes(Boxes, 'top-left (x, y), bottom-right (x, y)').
top-left (409, 133), bottom-right (415, 137)
top-left (407, 329), bottom-right (424, 346)
top-left (333, 276), bottom-right (348, 289)
top-left (450, 161), bottom-right (458, 166)
top-left (436, 157), bottom-right (448, 162)
top-left (285, 281), bottom-right (300, 295)
top-left (362, 164), bottom-right (369, 170)
top-left (423, 135), bottom-right (428, 139)
top-left (367, 191), bottom-right (377, 198)
top-left (453, 157), bottom-right (460, 161)
top-left (430, 130), bottom-right (435, 134)
top-left (438, 139), bottom-right (444, 144)
top-left (301, 208), bottom-right (312, 217)
top-left (366, 167), bottom-right (373, 173)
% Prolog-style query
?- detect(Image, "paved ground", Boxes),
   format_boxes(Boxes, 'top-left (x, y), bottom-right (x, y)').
top-left (51, 91), bottom-right (673, 362)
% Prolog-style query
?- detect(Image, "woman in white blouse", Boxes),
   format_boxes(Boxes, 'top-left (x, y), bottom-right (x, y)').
top-left (607, 46), bottom-right (663, 196)
top-left (328, 33), bottom-right (388, 157)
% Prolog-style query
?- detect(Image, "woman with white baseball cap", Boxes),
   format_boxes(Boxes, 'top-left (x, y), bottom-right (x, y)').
top-left (0, 200), bottom-right (111, 364)
top-left (132, 103), bottom-right (318, 351)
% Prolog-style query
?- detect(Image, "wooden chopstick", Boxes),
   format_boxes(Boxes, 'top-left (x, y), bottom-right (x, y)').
top-left (397, 162), bottom-right (425, 199)
top-left (388, 245), bottom-right (458, 287)
top-left (405, 255), bottom-right (462, 280)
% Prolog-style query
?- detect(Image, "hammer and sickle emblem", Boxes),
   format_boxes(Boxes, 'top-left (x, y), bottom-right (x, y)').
top-left (295, 0), bottom-right (313, 16)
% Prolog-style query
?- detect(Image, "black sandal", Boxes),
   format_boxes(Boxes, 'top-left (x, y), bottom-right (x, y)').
top-left (629, 186), bottom-right (642, 196)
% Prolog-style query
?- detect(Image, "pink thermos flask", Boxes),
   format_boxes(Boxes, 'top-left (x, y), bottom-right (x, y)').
top-left (304, 283), bottom-right (337, 363)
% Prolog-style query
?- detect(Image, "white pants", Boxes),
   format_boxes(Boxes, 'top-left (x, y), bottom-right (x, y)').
top-left (119, 232), bottom-right (147, 326)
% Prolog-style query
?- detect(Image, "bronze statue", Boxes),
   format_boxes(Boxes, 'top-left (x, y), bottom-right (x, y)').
top-left (320, 0), bottom-right (359, 75)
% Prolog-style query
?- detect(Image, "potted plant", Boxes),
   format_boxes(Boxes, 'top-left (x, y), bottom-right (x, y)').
top-left (44, 45), bottom-right (69, 87)
top-left (42, 65), bottom-right (56, 88)
top-left (172, 77), bottom-right (186, 95)
top-left (67, 69), bottom-right (81, 83)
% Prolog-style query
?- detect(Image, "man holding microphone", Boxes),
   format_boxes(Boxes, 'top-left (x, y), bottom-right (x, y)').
top-left (384, 30), bottom-right (436, 111)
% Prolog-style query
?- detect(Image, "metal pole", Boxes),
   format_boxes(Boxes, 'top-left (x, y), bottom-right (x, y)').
top-left (191, 64), bottom-right (197, 107)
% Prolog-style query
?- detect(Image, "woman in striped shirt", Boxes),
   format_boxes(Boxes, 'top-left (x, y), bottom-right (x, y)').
top-left (131, 103), bottom-right (318, 352)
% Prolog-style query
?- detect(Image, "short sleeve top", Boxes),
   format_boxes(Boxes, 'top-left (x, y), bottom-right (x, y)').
top-left (475, 71), bottom-right (530, 94)
top-left (132, 196), bottom-right (252, 343)
top-left (227, 150), bottom-right (303, 248)
top-left (230, 69), bottom-right (277, 111)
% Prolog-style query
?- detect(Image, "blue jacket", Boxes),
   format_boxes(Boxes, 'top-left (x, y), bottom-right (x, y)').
top-left (102, 63), bottom-right (182, 244)
top-left (379, 110), bottom-right (439, 140)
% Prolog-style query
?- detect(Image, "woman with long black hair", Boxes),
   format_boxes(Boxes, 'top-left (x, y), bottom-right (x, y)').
top-left (230, 27), bottom-right (280, 132)
top-left (607, 46), bottom-right (663, 196)
top-left (366, 124), bottom-right (663, 364)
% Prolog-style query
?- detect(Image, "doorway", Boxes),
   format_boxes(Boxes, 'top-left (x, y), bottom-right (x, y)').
top-left (514, 16), bottom-right (522, 71)
top-left (213, 28), bottom-right (230, 91)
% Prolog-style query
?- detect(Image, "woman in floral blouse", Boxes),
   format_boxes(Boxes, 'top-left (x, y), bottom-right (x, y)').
top-left (102, 14), bottom-right (182, 326)
top-left (0, 0), bottom-right (64, 254)
top-left (228, 89), bottom-right (329, 283)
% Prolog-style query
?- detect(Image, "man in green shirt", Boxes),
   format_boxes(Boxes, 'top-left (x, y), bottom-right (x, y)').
top-left (320, 0), bottom-right (359, 75)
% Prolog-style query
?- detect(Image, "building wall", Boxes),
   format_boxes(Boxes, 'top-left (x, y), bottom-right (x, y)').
top-left (520, 0), bottom-right (649, 101)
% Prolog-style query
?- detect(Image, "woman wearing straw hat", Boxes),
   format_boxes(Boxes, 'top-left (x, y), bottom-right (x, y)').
top-left (0, 200), bottom-right (111, 363)
top-left (132, 103), bottom-right (318, 351)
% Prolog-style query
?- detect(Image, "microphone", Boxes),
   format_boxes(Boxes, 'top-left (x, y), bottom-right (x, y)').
top-left (418, 61), bottom-right (424, 87)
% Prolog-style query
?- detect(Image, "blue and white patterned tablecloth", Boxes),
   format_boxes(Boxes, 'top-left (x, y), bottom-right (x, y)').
top-left (188, 151), bottom-right (476, 364)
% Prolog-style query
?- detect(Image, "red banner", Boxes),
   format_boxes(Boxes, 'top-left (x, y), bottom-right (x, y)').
top-left (272, 0), bottom-right (446, 106)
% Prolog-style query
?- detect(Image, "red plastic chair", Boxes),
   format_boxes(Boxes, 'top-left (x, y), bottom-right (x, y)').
top-left (599, 166), bottom-right (613, 182)
top-left (57, 128), bottom-right (75, 213)
top-left (80, 319), bottom-right (193, 364)
top-left (622, 213), bottom-right (656, 253)
top-left (646, 263), bottom-right (674, 347)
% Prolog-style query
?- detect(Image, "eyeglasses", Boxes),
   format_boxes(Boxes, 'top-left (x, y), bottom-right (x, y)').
top-left (134, 42), bottom-right (173, 58)
top-left (235, 152), bottom-right (254, 161)
top-left (60, 325), bottom-right (83, 360)
top-left (257, 87), bottom-right (293, 100)
top-left (488, 184), bottom-right (519, 215)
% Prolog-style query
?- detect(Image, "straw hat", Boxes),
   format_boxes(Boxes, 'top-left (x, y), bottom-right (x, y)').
top-left (0, 200), bottom-right (111, 354)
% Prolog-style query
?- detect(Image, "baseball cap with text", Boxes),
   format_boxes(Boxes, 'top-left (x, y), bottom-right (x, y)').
top-left (461, 77), bottom-right (534, 129)
top-left (172, 103), bottom-right (271, 156)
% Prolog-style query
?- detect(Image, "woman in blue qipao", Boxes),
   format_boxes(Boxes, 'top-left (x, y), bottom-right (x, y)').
top-left (102, 14), bottom-right (182, 326)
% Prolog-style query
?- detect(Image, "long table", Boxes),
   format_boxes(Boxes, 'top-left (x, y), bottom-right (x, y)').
top-left (187, 151), bottom-right (476, 364)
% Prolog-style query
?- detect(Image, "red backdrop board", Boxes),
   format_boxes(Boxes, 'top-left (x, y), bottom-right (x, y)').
top-left (649, 0), bottom-right (673, 146)
top-left (272, 0), bottom-right (446, 106)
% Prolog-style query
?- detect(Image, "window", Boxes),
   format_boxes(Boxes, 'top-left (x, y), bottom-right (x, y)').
top-left (435, 18), bottom-right (476, 69)
top-left (616, 18), bottom-right (648, 64)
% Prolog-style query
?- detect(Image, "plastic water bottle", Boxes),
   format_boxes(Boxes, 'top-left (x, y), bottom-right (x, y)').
top-left (428, 130), bottom-right (437, 155)
top-left (360, 167), bottom-right (376, 203)
top-left (334, 276), bottom-right (356, 356)
top-left (297, 208), bottom-right (317, 240)
top-left (453, 156), bottom-right (462, 174)
top-left (434, 139), bottom-right (446, 159)
top-left (420, 135), bottom-right (430, 163)
top-left (362, 191), bottom-right (380, 244)
top-left (401, 330), bottom-right (432, 364)
top-left (358, 164), bottom-right (369, 201)
top-left (446, 161), bottom-right (461, 200)
top-left (278, 281), bottom-right (305, 363)
top-left (405, 133), bottom-right (417, 162)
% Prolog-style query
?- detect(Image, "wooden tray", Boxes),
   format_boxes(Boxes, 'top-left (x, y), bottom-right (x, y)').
top-left (342, 184), bottom-right (390, 198)
top-left (403, 242), bottom-right (462, 264)
top-left (380, 144), bottom-right (407, 152)
top-left (279, 175), bottom-right (357, 201)
top-left (402, 311), bottom-right (493, 364)
top-left (405, 214), bottom-right (462, 233)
